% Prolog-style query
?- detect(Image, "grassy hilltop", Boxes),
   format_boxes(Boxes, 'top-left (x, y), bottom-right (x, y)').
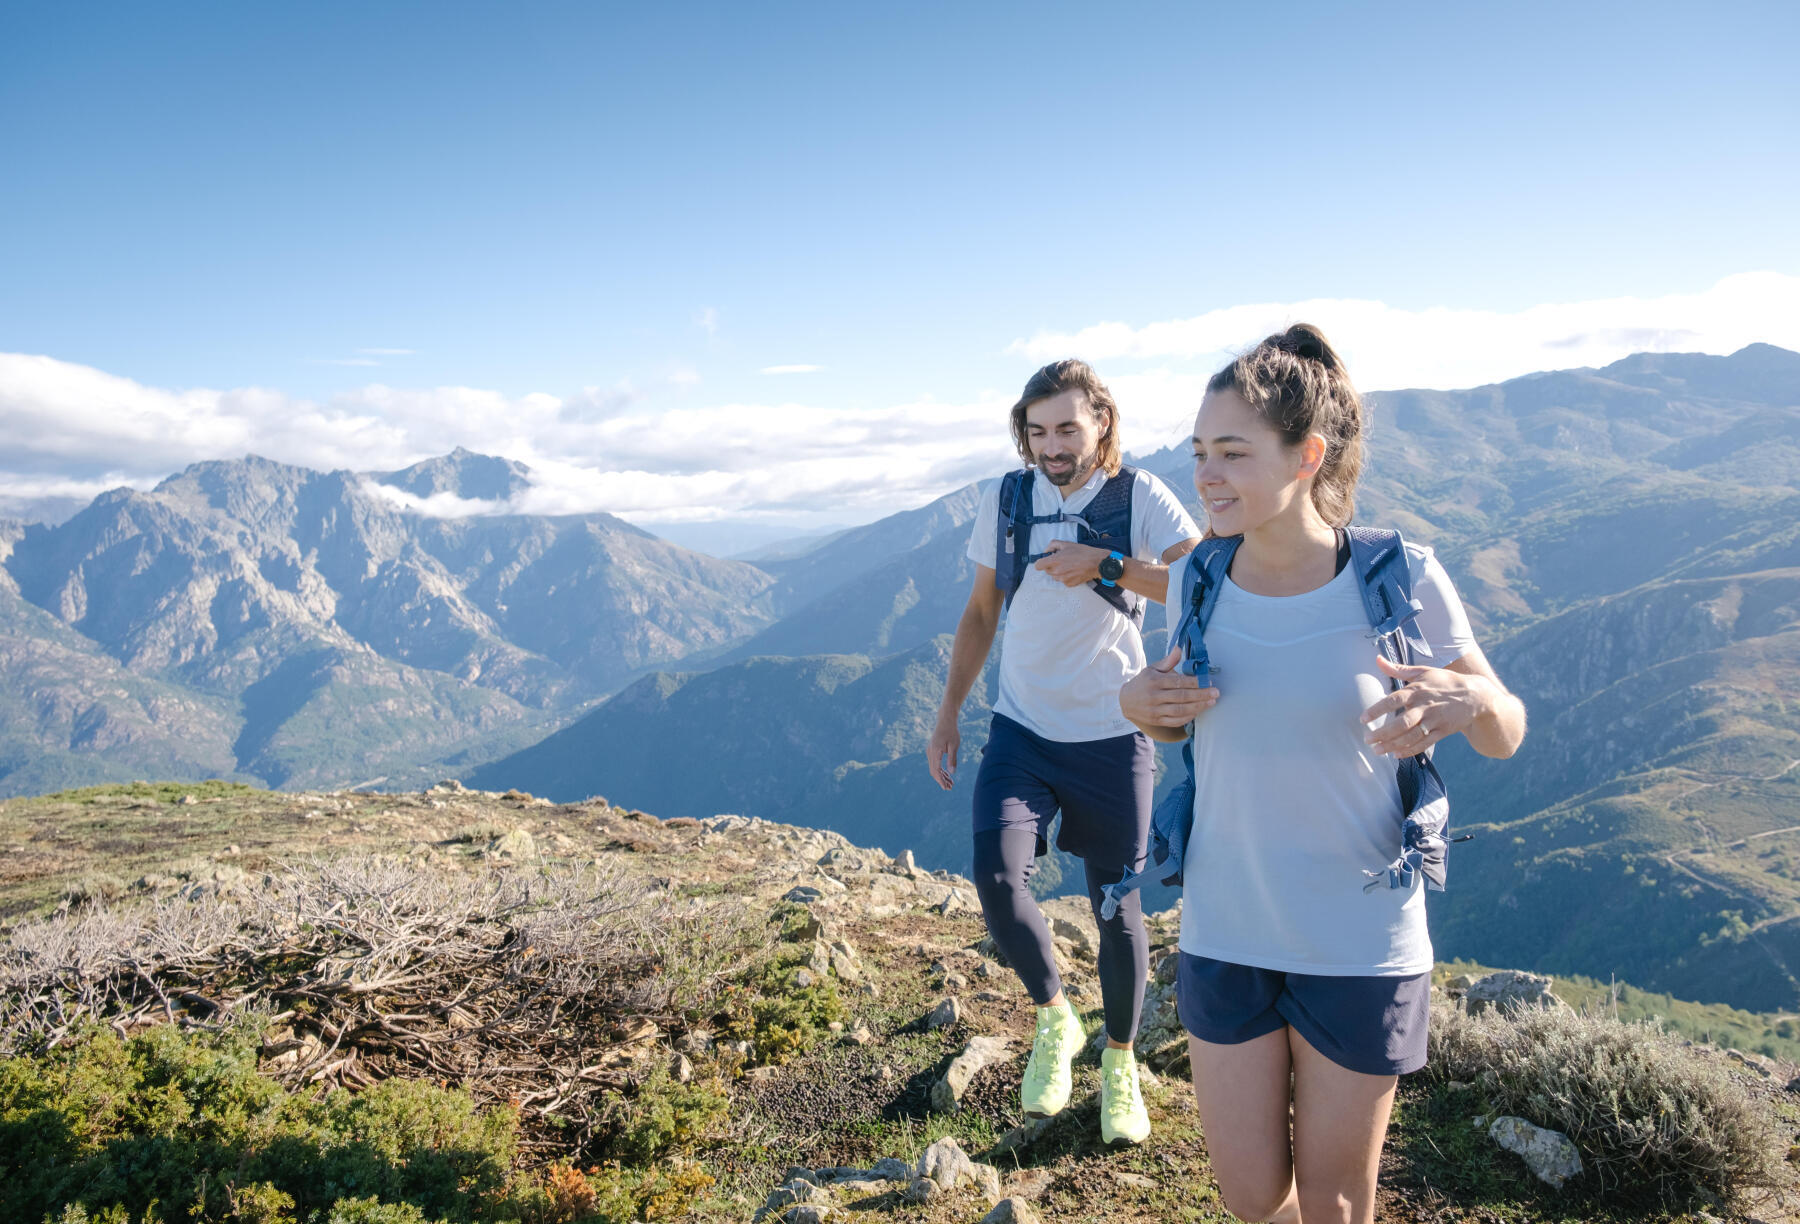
top-left (3, 783), bottom-right (1799, 1224)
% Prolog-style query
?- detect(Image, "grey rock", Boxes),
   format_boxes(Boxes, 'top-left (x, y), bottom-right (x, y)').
top-left (894, 848), bottom-right (916, 872)
top-left (901, 1176), bottom-right (940, 1204)
top-left (829, 950), bottom-right (861, 981)
top-left (1464, 970), bottom-right (1566, 1016)
top-left (1113, 1170), bottom-right (1158, 1190)
top-left (917, 1135), bottom-right (976, 1189)
top-left (485, 828), bottom-right (536, 860)
top-left (784, 885), bottom-right (825, 904)
top-left (972, 1162), bottom-right (1002, 1205)
top-left (931, 1034), bottom-right (1012, 1112)
top-left (1486, 1115), bottom-right (1583, 1188)
top-left (994, 1114), bottom-right (1055, 1155)
top-left (671, 1052), bottom-right (692, 1083)
top-left (1726, 1048), bottom-right (1773, 1077)
top-left (870, 1156), bottom-right (912, 1181)
top-left (703, 813), bottom-right (750, 832)
top-left (925, 996), bottom-right (961, 1029)
top-left (937, 886), bottom-right (980, 916)
top-left (783, 1206), bottom-right (831, 1224)
top-left (794, 968), bottom-right (816, 990)
top-left (981, 1198), bottom-right (1042, 1224)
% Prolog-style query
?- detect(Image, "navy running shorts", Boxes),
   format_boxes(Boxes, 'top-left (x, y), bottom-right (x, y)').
top-left (970, 712), bottom-right (1153, 869)
top-left (1176, 952), bottom-right (1431, 1077)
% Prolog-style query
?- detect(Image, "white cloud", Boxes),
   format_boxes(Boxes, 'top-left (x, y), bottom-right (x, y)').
top-left (4, 270), bottom-right (1795, 532)
top-left (695, 306), bottom-right (719, 336)
top-left (761, 364), bottom-right (824, 375)
top-left (1008, 271), bottom-right (1800, 393)
top-left (360, 480), bottom-right (507, 518)
top-left (0, 352), bottom-right (1016, 528)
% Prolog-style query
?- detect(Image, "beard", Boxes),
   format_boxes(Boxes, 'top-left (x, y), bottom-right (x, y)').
top-left (1037, 447), bottom-right (1098, 487)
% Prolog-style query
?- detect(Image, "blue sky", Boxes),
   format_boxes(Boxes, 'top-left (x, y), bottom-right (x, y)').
top-left (2, 1), bottom-right (1797, 548)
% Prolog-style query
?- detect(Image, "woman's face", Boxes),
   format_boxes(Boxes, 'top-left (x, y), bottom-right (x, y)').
top-left (1190, 389), bottom-right (1320, 535)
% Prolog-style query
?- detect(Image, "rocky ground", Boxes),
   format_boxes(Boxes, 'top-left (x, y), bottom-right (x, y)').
top-left (4, 781), bottom-right (1798, 1223)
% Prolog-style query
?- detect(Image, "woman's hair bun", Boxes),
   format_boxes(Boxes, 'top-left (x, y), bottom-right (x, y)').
top-left (1277, 323), bottom-right (1341, 372)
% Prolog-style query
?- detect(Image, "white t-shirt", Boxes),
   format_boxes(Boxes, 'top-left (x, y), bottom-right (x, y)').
top-left (967, 467), bottom-right (1200, 743)
top-left (1166, 542), bottom-right (1476, 976)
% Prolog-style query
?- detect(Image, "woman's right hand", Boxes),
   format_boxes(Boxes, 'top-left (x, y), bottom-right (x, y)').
top-left (1120, 646), bottom-right (1218, 730)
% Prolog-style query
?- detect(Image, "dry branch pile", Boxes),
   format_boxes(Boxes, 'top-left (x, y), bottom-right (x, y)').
top-left (1, 856), bottom-right (758, 1155)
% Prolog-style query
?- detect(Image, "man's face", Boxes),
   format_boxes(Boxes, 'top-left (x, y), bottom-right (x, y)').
top-left (1024, 389), bottom-right (1107, 487)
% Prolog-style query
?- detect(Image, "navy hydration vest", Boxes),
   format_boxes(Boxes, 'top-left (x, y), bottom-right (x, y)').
top-left (1099, 526), bottom-right (1458, 921)
top-left (994, 465), bottom-right (1142, 624)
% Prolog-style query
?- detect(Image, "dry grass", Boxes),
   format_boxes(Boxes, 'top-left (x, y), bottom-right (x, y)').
top-left (1427, 1001), bottom-right (1788, 1211)
top-left (1, 855), bottom-right (760, 1158)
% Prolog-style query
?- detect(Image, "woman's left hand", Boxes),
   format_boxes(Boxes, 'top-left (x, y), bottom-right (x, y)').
top-left (1360, 654), bottom-right (1493, 757)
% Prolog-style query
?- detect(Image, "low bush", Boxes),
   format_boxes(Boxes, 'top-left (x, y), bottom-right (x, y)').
top-left (1427, 1003), bottom-right (1786, 1210)
top-left (0, 1024), bottom-right (516, 1224)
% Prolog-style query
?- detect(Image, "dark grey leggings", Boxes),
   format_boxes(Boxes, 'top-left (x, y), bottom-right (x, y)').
top-left (971, 827), bottom-right (1149, 1044)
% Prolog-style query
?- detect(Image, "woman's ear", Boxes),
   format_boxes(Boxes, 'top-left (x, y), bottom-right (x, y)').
top-left (1297, 434), bottom-right (1327, 479)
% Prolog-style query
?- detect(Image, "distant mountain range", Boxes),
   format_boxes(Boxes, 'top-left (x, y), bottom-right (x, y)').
top-left (4, 343), bottom-right (1798, 1011)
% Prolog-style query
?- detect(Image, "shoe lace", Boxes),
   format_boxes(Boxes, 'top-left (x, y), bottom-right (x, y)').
top-left (1103, 1058), bottom-right (1136, 1106)
top-left (1031, 1014), bottom-right (1061, 1063)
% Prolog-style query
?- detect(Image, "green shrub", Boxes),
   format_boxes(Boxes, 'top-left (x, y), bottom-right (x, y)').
top-left (0, 1024), bottom-right (516, 1224)
top-left (1427, 1003), bottom-right (1785, 1209)
top-left (722, 944), bottom-right (849, 1066)
top-left (601, 1060), bottom-right (730, 1166)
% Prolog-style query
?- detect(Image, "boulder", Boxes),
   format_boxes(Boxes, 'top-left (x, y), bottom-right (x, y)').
top-left (917, 1135), bottom-right (976, 1189)
top-left (931, 1035), bottom-right (1012, 1111)
top-left (1483, 1115), bottom-right (1583, 1188)
top-left (982, 1196), bottom-right (1043, 1223)
top-left (994, 1115), bottom-right (1054, 1155)
top-left (870, 1156), bottom-right (912, 1181)
top-left (1037, 896), bottom-right (1100, 958)
top-left (925, 996), bottom-right (962, 1030)
top-left (936, 886), bottom-right (980, 916)
top-left (1463, 970), bottom-right (1566, 1016)
top-left (901, 1176), bottom-right (940, 1204)
top-left (485, 828), bottom-right (536, 860)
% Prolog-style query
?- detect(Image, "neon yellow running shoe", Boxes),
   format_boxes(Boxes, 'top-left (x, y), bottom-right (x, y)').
top-left (1099, 1046), bottom-right (1150, 1145)
top-left (1020, 1000), bottom-right (1085, 1118)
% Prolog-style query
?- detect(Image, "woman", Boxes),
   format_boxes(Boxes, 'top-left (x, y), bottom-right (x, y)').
top-left (1119, 324), bottom-right (1525, 1224)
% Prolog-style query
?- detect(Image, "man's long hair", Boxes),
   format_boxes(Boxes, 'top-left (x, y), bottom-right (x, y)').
top-left (1008, 359), bottom-right (1122, 476)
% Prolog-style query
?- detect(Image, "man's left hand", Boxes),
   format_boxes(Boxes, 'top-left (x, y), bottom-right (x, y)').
top-left (1360, 655), bottom-right (1491, 757)
top-left (1035, 540), bottom-right (1107, 587)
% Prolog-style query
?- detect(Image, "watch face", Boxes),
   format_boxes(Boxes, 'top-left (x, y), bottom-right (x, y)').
top-left (1099, 554), bottom-right (1125, 582)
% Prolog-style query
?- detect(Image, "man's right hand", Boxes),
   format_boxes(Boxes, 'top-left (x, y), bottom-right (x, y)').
top-left (928, 718), bottom-right (961, 790)
top-left (1120, 646), bottom-right (1218, 728)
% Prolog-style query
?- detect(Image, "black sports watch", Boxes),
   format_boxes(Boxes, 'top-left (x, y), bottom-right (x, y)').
top-left (1097, 550), bottom-right (1125, 586)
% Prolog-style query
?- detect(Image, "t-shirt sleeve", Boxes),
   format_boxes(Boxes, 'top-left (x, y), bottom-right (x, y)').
top-left (966, 479), bottom-right (1002, 570)
top-left (1133, 472), bottom-right (1202, 561)
top-left (1149, 550), bottom-right (1192, 654)
top-left (1408, 544), bottom-right (1477, 665)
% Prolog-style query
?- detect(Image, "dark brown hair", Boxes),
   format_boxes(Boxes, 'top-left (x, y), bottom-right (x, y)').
top-left (1205, 323), bottom-right (1364, 526)
top-left (1008, 359), bottom-right (1123, 476)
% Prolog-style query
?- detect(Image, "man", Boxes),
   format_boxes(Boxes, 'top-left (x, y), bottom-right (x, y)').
top-left (929, 359), bottom-right (1200, 1145)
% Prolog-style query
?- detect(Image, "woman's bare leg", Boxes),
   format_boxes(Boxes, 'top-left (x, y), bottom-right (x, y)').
top-left (1288, 1027), bottom-right (1397, 1224)
top-left (1188, 1031), bottom-right (1301, 1223)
